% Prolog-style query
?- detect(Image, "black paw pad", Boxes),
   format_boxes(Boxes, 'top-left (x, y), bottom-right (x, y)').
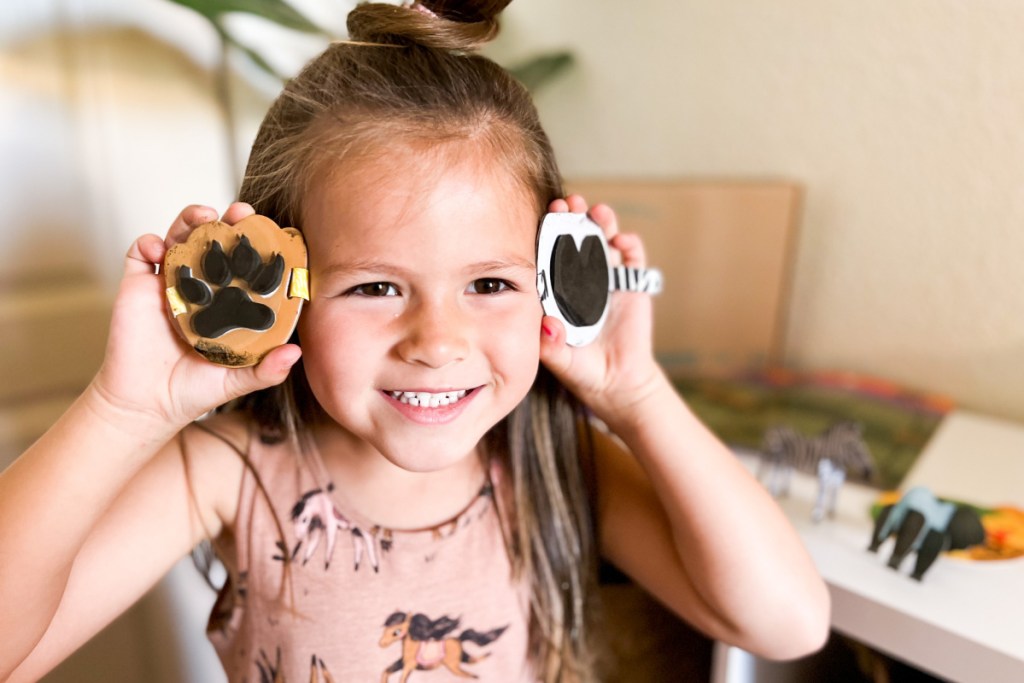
top-left (551, 234), bottom-right (609, 327)
top-left (177, 235), bottom-right (285, 338)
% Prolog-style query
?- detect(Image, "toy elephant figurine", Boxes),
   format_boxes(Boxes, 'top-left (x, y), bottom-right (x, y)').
top-left (867, 486), bottom-right (985, 581)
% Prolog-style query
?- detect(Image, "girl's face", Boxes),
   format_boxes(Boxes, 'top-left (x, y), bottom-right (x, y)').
top-left (298, 143), bottom-right (542, 473)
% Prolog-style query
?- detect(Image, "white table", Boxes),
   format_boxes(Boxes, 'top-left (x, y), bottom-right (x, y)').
top-left (714, 410), bottom-right (1024, 683)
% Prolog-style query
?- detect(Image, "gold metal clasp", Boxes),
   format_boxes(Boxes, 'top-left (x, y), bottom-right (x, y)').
top-left (289, 267), bottom-right (310, 301)
top-left (166, 287), bottom-right (187, 316)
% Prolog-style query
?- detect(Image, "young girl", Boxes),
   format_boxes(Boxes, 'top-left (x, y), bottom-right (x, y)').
top-left (0, 1), bottom-right (829, 680)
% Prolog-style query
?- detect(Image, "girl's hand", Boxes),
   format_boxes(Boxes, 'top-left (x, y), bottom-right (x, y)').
top-left (538, 195), bottom-right (666, 426)
top-left (89, 203), bottom-right (301, 437)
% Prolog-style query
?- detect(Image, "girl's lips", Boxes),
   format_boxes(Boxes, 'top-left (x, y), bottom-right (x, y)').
top-left (381, 387), bottom-right (480, 425)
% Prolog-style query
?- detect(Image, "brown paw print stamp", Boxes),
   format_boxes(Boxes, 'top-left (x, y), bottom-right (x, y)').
top-left (163, 215), bottom-right (308, 367)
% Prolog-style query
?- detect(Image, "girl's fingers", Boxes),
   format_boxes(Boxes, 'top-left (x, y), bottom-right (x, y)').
top-left (565, 194), bottom-right (588, 213)
top-left (609, 231), bottom-right (647, 268)
top-left (164, 204), bottom-right (218, 249)
top-left (124, 234), bottom-right (166, 276)
top-left (162, 202), bottom-right (255, 253)
top-left (548, 195), bottom-right (592, 215)
top-left (222, 344), bottom-right (302, 401)
top-left (588, 203), bottom-right (619, 238)
top-left (547, 198), bottom-right (570, 213)
top-left (221, 202), bottom-right (256, 225)
top-left (538, 316), bottom-right (572, 379)
top-left (547, 197), bottom-right (620, 236)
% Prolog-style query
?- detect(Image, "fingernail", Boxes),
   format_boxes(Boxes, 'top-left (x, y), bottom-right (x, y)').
top-left (542, 324), bottom-right (554, 338)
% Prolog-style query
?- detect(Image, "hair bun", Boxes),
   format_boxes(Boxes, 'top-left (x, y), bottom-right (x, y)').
top-left (418, 0), bottom-right (512, 23)
top-left (347, 1), bottom-right (513, 52)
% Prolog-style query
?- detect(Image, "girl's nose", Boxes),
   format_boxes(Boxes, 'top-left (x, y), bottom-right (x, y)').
top-left (395, 300), bottom-right (470, 369)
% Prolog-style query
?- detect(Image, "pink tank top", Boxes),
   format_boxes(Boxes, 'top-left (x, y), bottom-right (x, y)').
top-left (207, 433), bottom-right (533, 682)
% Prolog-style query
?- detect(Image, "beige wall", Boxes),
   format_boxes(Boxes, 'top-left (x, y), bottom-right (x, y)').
top-left (493, 0), bottom-right (1024, 422)
top-left (5, 2), bottom-right (1023, 422)
top-left (0, 4), bottom-right (235, 681)
top-left (9, 1), bottom-right (1023, 426)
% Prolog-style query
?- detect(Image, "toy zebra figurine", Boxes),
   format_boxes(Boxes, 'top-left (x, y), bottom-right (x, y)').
top-left (759, 421), bottom-right (875, 523)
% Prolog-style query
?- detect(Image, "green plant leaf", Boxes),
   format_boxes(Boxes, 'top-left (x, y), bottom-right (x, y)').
top-left (507, 52), bottom-right (573, 92)
top-left (224, 32), bottom-right (286, 79)
top-left (196, 20), bottom-right (283, 80)
top-left (166, 0), bottom-right (326, 34)
top-left (164, 0), bottom-right (574, 88)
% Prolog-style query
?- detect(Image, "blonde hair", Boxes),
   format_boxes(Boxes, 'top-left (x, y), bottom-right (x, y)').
top-left (233, 2), bottom-right (598, 678)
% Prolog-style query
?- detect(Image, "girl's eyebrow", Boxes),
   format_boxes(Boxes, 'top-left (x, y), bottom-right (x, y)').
top-left (466, 257), bottom-right (536, 273)
top-left (318, 258), bottom-right (412, 279)
top-left (319, 257), bottom-right (536, 278)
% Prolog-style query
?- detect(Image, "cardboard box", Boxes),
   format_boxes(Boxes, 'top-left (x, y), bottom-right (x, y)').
top-left (565, 179), bottom-right (801, 375)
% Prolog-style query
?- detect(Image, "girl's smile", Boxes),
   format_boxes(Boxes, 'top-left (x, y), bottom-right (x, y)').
top-left (385, 388), bottom-right (472, 407)
top-left (297, 141), bottom-right (542, 474)
top-left (382, 387), bottom-right (479, 424)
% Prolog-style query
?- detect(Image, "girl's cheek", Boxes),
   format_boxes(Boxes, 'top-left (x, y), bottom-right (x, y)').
top-left (494, 307), bottom-right (543, 360)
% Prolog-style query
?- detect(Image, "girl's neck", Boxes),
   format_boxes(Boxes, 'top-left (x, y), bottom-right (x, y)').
top-left (309, 421), bottom-right (488, 530)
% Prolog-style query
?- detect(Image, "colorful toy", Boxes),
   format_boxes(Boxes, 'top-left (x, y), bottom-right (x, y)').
top-left (163, 215), bottom-right (308, 367)
top-left (759, 421), bottom-right (875, 523)
top-left (868, 486), bottom-right (986, 581)
top-left (953, 505), bottom-right (1024, 561)
top-left (536, 212), bottom-right (662, 346)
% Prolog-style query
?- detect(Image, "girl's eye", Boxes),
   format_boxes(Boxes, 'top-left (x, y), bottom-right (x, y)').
top-left (471, 278), bottom-right (512, 295)
top-left (351, 282), bottom-right (398, 297)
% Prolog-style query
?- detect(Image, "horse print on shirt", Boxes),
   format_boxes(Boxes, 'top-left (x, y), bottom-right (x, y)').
top-left (379, 611), bottom-right (508, 682)
top-left (285, 485), bottom-right (381, 572)
top-left (255, 647), bottom-right (335, 683)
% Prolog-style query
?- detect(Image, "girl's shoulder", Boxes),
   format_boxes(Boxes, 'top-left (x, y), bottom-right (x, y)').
top-left (178, 410), bottom-right (254, 530)
top-left (185, 410), bottom-right (252, 454)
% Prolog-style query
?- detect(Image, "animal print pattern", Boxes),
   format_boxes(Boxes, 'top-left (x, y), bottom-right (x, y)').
top-left (379, 611), bottom-right (508, 682)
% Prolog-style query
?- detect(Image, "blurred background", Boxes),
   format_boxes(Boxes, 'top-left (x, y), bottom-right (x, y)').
top-left (3, 0), bottom-right (1024, 680)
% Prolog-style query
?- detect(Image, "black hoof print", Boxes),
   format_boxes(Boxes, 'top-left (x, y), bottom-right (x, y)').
top-left (176, 236), bottom-right (285, 338)
top-left (551, 234), bottom-right (609, 327)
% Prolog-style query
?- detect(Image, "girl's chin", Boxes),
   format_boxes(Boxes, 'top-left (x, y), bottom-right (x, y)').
top-left (375, 439), bottom-right (482, 474)
top-left (312, 405), bottom-right (496, 473)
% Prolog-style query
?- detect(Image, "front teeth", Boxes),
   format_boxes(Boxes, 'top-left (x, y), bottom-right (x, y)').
top-left (388, 389), bottom-right (469, 408)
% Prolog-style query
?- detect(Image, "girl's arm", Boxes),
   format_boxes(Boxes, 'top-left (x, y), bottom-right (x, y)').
top-left (539, 197), bottom-right (829, 660)
top-left (2, 416), bottom-right (245, 682)
top-left (590, 380), bottom-right (829, 659)
top-left (0, 204), bottom-right (298, 679)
